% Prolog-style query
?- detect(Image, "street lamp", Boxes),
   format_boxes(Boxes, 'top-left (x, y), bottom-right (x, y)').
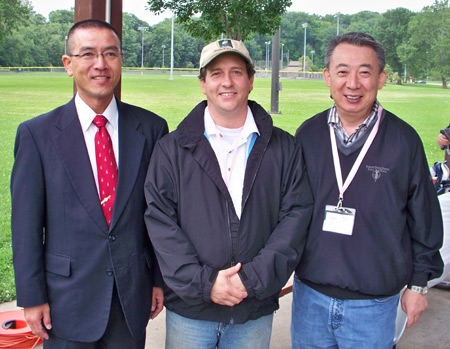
top-left (280, 43), bottom-right (284, 70)
top-left (138, 26), bottom-right (149, 74)
top-left (170, 13), bottom-right (175, 80)
top-left (335, 12), bottom-right (341, 36)
top-left (310, 50), bottom-right (315, 67)
top-left (302, 23), bottom-right (308, 74)
top-left (265, 41), bottom-right (271, 72)
top-left (162, 45), bottom-right (166, 67)
top-left (64, 35), bottom-right (68, 55)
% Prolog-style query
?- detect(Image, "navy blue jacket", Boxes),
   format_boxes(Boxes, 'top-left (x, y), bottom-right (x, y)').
top-left (145, 100), bottom-right (313, 323)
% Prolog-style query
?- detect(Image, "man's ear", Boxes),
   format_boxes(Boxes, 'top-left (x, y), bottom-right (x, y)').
top-left (323, 67), bottom-right (331, 87)
top-left (200, 78), bottom-right (206, 95)
top-left (62, 55), bottom-right (73, 77)
top-left (378, 70), bottom-right (387, 90)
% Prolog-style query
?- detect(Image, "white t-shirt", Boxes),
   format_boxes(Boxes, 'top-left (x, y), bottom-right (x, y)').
top-left (204, 106), bottom-right (259, 218)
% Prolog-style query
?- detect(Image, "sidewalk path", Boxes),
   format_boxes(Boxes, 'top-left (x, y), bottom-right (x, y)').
top-left (1, 283), bottom-right (449, 348)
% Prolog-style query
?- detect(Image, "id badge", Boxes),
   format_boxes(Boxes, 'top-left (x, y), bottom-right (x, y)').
top-left (323, 205), bottom-right (356, 236)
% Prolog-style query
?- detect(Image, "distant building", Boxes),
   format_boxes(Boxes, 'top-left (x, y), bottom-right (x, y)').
top-left (281, 60), bottom-right (301, 72)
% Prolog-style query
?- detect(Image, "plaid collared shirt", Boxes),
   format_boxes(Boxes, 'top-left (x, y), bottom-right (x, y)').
top-left (328, 101), bottom-right (380, 145)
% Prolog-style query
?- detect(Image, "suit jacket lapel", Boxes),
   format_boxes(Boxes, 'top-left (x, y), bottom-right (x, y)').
top-left (52, 99), bottom-right (109, 233)
top-left (110, 102), bottom-right (146, 229)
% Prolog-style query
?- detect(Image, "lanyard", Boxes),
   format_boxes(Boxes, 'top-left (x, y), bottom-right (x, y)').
top-left (214, 125), bottom-right (244, 188)
top-left (329, 106), bottom-right (383, 208)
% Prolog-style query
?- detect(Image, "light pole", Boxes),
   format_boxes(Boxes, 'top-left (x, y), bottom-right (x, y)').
top-left (280, 43), bottom-right (284, 70)
top-left (138, 26), bottom-right (149, 75)
top-left (302, 23), bottom-right (308, 74)
top-left (64, 35), bottom-right (68, 55)
top-left (265, 41), bottom-right (271, 72)
top-left (310, 50), bottom-right (315, 67)
top-left (335, 12), bottom-right (341, 36)
top-left (170, 14), bottom-right (174, 80)
top-left (162, 45), bottom-right (166, 67)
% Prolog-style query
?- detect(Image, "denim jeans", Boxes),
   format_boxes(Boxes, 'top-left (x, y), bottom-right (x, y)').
top-left (291, 276), bottom-right (399, 349)
top-left (165, 309), bottom-right (274, 349)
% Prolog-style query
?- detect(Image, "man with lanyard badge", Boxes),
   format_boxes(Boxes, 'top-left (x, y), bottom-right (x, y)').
top-left (292, 32), bottom-right (443, 348)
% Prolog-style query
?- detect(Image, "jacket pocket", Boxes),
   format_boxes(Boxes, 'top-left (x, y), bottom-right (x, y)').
top-left (45, 251), bottom-right (71, 277)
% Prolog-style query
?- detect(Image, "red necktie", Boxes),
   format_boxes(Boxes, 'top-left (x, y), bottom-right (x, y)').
top-left (93, 115), bottom-right (118, 227)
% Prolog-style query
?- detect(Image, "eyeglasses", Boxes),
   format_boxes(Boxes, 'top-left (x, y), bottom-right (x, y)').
top-left (68, 51), bottom-right (122, 62)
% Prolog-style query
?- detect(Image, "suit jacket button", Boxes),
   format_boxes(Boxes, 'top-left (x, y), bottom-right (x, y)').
top-left (109, 235), bottom-right (116, 242)
top-left (107, 270), bottom-right (113, 276)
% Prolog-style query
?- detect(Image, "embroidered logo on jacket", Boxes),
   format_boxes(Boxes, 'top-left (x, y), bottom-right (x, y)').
top-left (366, 165), bottom-right (390, 182)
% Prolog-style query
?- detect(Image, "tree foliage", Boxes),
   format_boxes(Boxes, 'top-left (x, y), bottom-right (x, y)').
top-left (0, 0), bottom-right (31, 44)
top-left (400, 0), bottom-right (450, 88)
top-left (0, 3), bottom-right (449, 87)
top-left (374, 8), bottom-right (413, 78)
top-left (48, 9), bottom-right (74, 24)
top-left (146, 0), bottom-right (292, 41)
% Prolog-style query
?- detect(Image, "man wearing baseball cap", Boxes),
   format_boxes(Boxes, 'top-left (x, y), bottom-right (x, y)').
top-left (145, 39), bottom-right (313, 348)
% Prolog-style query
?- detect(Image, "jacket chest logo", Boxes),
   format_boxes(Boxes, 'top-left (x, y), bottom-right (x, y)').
top-left (366, 165), bottom-right (390, 182)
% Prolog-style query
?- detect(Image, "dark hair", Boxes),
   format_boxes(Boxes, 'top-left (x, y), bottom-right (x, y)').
top-left (198, 57), bottom-right (256, 81)
top-left (325, 32), bottom-right (385, 72)
top-left (67, 19), bottom-right (122, 53)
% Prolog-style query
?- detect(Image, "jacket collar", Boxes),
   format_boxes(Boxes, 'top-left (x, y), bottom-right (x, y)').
top-left (177, 100), bottom-right (273, 149)
top-left (174, 100), bottom-right (274, 218)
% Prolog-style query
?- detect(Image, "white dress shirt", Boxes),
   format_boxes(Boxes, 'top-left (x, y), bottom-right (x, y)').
top-left (75, 93), bottom-right (119, 197)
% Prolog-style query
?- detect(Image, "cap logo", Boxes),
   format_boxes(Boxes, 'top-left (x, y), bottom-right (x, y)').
top-left (218, 39), bottom-right (233, 48)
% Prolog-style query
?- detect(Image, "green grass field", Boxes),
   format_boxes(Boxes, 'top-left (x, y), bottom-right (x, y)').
top-left (0, 72), bottom-right (449, 303)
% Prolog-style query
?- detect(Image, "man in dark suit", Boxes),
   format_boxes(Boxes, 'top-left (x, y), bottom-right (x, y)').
top-left (10, 19), bottom-right (168, 348)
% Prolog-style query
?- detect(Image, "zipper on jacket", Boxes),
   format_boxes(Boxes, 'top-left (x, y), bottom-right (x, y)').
top-left (226, 201), bottom-right (236, 324)
top-left (226, 201), bottom-right (236, 266)
top-left (242, 141), bottom-right (270, 210)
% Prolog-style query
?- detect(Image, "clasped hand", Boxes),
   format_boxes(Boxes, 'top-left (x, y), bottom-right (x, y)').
top-left (210, 263), bottom-right (248, 306)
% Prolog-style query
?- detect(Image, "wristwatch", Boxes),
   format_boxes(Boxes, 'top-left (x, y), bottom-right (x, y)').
top-left (408, 285), bottom-right (428, 295)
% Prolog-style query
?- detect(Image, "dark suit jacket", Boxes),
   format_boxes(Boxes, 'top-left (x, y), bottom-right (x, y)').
top-left (11, 97), bottom-right (168, 342)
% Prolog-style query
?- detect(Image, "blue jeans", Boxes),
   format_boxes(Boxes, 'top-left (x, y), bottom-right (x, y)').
top-left (165, 309), bottom-right (274, 349)
top-left (291, 277), bottom-right (399, 349)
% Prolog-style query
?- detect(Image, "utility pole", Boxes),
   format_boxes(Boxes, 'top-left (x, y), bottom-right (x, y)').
top-left (162, 45), bottom-right (166, 67)
top-left (138, 26), bottom-right (149, 76)
top-left (335, 12), bottom-right (341, 35)
top-left (302, 23), bottom-right (308, 74)
top-left (170, 14), bottom-right (174, 80)
top-left (270, 29), bottom-right (281, 114)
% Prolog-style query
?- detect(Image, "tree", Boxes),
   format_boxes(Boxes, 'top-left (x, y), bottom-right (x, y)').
top-left (401, 0), bottom-right (450, 88)
top-left (278, 12), bottom-right (330, 70)
top-left (0, 0), bottom-right (31, 44)
top-left (48, 9), bottom-right (74, 24)
top-left (146, 0), bottom-right (292, 41)
top-left (374, 8), bottom-right (413, 80)
top-left (345, 11), bottom-right (380, 34)
top-left (0, 10), bottom-right (72, 67)
top-left (147, 18), bottom-right (205, 68)
top-left (122, 12), bottom-right (151, 67)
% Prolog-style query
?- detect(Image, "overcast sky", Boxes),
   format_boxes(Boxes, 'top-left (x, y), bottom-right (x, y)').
top-left (30, 0), bottom-right (437, 25)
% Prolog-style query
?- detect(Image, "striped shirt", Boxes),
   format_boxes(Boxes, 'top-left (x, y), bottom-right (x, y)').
top-left (328, 101), bottom-right (380, 145)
